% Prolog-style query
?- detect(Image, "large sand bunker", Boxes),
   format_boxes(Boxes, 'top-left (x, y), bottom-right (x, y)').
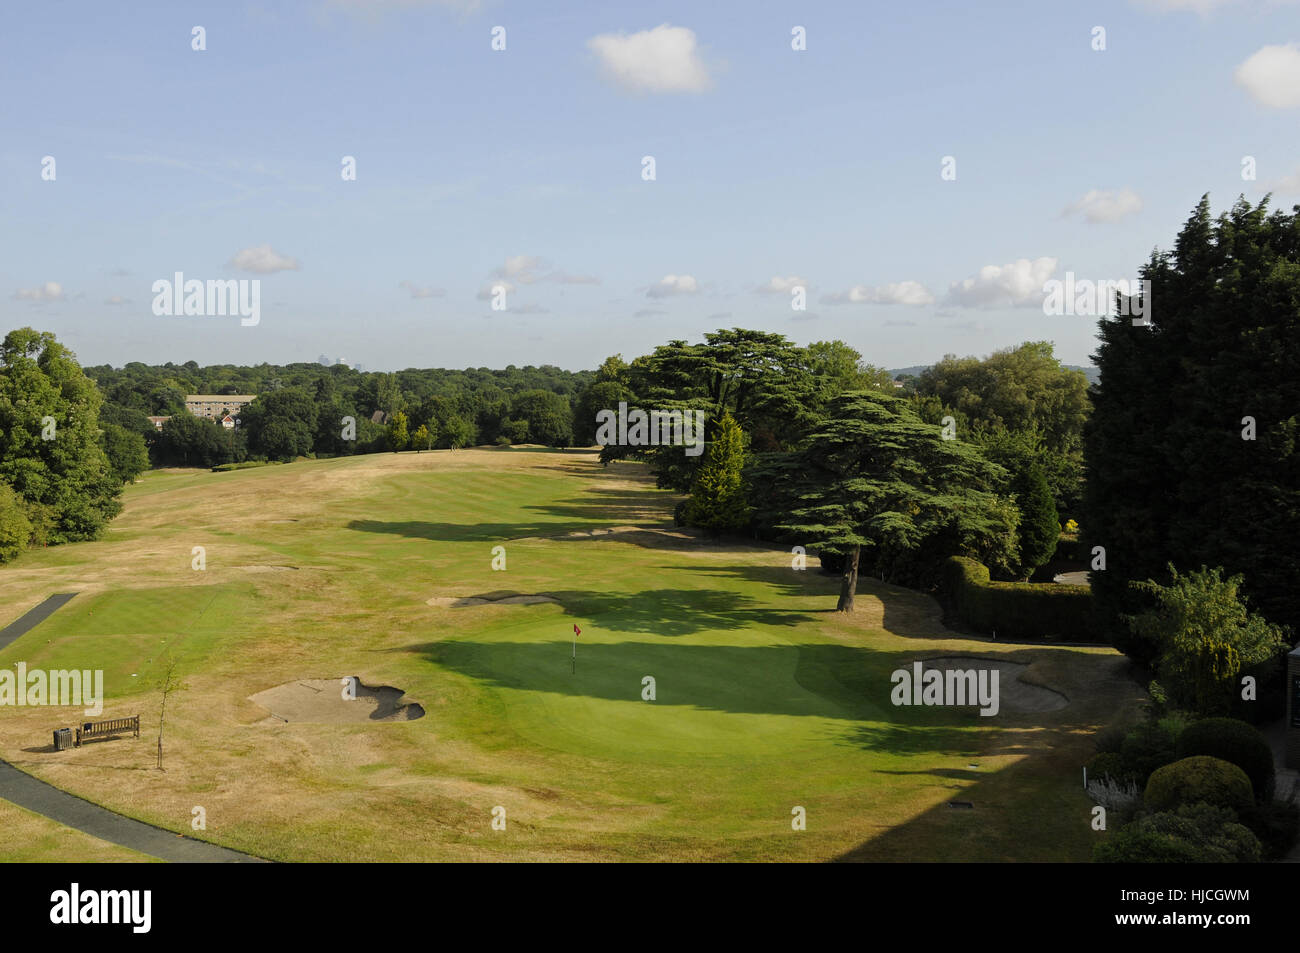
top-left (425, 590), bottom-right (558, 608)
top-left (249, 678), bottom-right (425, 724)
top-left (919, 656), bottom-right (1069, 713)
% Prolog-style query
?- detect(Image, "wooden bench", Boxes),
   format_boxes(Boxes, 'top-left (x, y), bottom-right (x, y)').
top-left (74, 715), bottom-right (140, 747)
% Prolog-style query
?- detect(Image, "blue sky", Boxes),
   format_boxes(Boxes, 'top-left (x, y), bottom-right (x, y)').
top-left (2, 0), bottom-right (1298, 372)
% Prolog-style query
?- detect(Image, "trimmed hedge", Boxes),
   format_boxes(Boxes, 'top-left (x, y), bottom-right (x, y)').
top-left (1144, 756), bottom-right (1254, 815)
top-left (1176, 718), bottom-right (1275, 802)
top-left (942, 556), bottom-right (1103, 642)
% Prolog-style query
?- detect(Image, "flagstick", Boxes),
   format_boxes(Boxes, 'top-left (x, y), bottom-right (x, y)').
top-left (572, 631), bottom-right (576, 674)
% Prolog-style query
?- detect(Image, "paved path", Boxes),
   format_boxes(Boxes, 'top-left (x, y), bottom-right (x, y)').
top-left (0, 761), bottom-right (264, 862)
top-left (1, 593), bottom-right (266, 862)
top-left (0, 592), bottom-right (78, 652)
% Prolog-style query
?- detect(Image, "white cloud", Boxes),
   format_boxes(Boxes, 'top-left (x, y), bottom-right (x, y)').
top-left (946, 258), bottom-right (1059, 308)
top-left (400, 281), bottom-right (446, 299)
top-left (476, 281), bottom-right (514, 300)
top-left (1235, 43), bottom-right (1300, 108)
top-left (104, 295), bottom-right (130, 306)
top-left (821, 281), bottom-right (935, 306)
top-left (646, 274), bottom-right (700, 297)
top-left (13, 282), bottom-right (64, 302)
top-left (756, 275), bottom-right (808, 294)
top-left (588, 24), bottom-right (712, 94)
top-left (228, 244), bottom-right (301, 274)
top-left (1062, 188), bottom-right (1143, 223)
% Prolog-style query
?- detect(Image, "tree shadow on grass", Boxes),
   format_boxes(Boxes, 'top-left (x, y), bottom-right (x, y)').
top-left (437, 587), bottom-right (813, 636)
top-left (662, 563), bottom-right (960, 640)
top-left (524, 486), bottom-right (678, 523)
top-left (396, 639), bottom-right (1079, 754)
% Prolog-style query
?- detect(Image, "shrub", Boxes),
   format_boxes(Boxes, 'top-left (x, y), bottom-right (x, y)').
top-left (1132, 565), bottom-right (1287, 717)
top-left (0, 484), bottom-right (32, 563)
top-left (942, 556), bottom-right (1102, 642)
top-left (1116, 719), bottom-right (1181, 786)
top-left (1086, 774), bottom-right (1142, 818)
top-left (1144, 756), bottom-right (1254, 815)
top-left (1093, 723), bottom-right (1129, 755)
top-left (1095, 803), bottom-right (1262, 863)
top-left (1240, 799), bottom-right (1300, 861)
top-left (1087, 752), bottom-right (1133, 785)
top-left (1176, 717), bottom-right (1275, 802)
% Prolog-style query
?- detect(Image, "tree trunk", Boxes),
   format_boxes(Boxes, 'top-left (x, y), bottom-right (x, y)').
top-left (836, 544), bottom-right (860, 612)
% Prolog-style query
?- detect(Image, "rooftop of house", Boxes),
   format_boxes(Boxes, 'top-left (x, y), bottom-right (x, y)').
top-left (185, 394), bottom-right (257, 402)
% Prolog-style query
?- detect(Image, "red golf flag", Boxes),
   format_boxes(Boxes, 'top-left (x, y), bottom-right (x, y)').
top-left (573, 624), bottom-right (581, 637)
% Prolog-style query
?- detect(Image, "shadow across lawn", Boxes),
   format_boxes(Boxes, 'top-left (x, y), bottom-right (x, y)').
top-left (397, 638), bottom-right (1086, 753)
top-left (544, 587), bottom-right (815, 636)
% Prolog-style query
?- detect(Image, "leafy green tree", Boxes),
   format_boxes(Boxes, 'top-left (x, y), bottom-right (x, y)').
top-left (385, 410), bottom-right (410, 452)
top-left (804, 341), bottom-right (894, 400)
top-left (619, 329), bottom-right (820, 489)
top-left (574, 379), bottom-right (632, 446)
top-left (441, 415), bottom-right (475, 450)
top-left (683, 412), bottom-right (752, 533)
top-left (241, 389), bottom-right (315, 461)
top-left (154, 413), bottom-right (230, 467)
top-left (412, 424), bottom-right (432, 451)
top-left (0, 328), bottom-right (123, 542)
top-left (0, 483), bottom-right (32, 563)
top-left (917, 342), bottom-right (1088, 516)
top-left (1086, 196), bottom-right (1300, 663)
top-left (757, 390), bottom-right (1017, 611)
top-left (510, 389), bottom-right (573, 447)
top-left (1130, 565), bottom-right (1287, 716)
top-left (100, 423), bottom-right (150, 484)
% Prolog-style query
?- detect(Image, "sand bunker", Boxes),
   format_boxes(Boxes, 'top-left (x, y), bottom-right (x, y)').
top-left (249, 678), bottom-right (425, 724)
top-left (425, 590), bottom-right (558, 608)
top-left (920, 656), bottom-right (1069, 712)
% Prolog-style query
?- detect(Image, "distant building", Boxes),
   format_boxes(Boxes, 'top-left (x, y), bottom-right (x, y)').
top-left (370, 410), bottom-right (387, 425)
top-left (220, 414), bottom-right (238, 430)
top-left (146, 416), bottom-right (171, 431)
top-left (185, 394), bottom-right (256, 419)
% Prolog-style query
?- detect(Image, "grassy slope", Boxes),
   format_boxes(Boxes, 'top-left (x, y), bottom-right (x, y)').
top-left (0, 449), bottom-right (1143, 861)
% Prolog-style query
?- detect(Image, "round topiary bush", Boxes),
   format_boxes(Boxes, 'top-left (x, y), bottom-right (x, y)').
top-left (1176, 717), bottom-right (1275, 801)
top-left (1144, 756), bottom-right (1254, 815)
